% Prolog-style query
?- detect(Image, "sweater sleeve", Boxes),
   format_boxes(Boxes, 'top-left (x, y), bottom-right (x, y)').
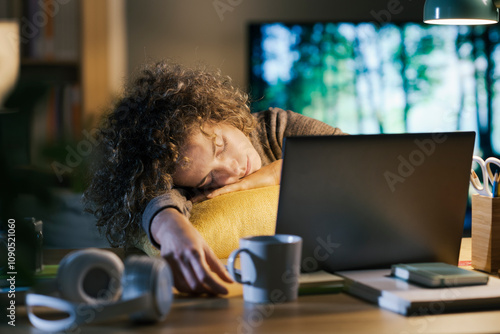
top-left (250, 108), bottom-right (346, 164)
top-left (141, 188), bottom-right (193, 249)
top-left (277, 108), bottom-right (345, 137)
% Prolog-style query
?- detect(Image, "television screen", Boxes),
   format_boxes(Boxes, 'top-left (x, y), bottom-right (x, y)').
top-left (248, 22), bottom-right (500, 157)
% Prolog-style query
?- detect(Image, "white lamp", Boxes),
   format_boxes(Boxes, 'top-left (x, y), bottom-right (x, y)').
top-left (424, 0), bottom-right (500, 25)
top-left (0, 20), bottom-right (20, 113)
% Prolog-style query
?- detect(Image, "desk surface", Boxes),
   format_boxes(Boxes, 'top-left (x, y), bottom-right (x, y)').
top-left (5, 238), bottom-right (500, 334)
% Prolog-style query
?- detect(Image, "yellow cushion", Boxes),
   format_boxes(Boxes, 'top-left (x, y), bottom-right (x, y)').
top-left (137, 185), bottom-right (280, 259)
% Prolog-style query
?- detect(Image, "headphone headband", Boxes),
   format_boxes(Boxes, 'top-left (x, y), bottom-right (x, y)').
top-left (26, 292), bottom-right (152, 332)
top-left (26, 249), bottom-right (173, 331)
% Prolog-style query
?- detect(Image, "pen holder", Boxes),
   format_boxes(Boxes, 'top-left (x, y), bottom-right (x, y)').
top-left (471, 194), bottom-right (500, 273)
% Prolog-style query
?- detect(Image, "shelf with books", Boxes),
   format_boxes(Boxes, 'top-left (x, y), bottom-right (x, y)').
top-left (7, 0), bottom-right (82, 172)
top-left (2, 0), bottom-right (126, 191)
top-left (20, 0), bottom-right (80, 63)
top-left (20, 60), bottom-right (80, 83)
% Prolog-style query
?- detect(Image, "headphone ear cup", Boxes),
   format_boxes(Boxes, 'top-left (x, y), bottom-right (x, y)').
top-left (57, 248), bottom-right (124, 304)
top-left (121, 256), bottom-right (173, 322)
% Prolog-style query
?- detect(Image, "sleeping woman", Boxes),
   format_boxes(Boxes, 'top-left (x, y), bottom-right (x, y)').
top-left (84, 60), bottom-right (345, 296)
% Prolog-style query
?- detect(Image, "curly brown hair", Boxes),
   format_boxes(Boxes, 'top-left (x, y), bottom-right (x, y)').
top-left (83, 60), bottom-right (256, 248)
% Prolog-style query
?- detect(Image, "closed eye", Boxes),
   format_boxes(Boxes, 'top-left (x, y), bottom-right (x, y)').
top-left (200, 136), bottom-right (228, 189)
top-left (221, 137), bottom-right (228, 154)
top-left (216, 136), bottom-right (228, 157)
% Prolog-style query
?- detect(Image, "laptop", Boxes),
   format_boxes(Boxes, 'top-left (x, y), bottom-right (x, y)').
top-left (275, 132), bottom-right (475, 273)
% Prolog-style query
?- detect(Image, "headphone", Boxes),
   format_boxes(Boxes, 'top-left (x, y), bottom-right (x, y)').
top-left (26, 248), bottom-right (173, 332)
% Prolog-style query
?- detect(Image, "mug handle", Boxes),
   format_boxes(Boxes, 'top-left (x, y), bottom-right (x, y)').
top-left (227, 248), bottom-right (251, 285)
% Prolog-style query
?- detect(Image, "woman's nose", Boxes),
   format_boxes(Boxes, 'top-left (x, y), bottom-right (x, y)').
top-left (220, 155), bottom-right (239, 174)
top-left (216, 158), bottom-right (241, 185)
top-left (228, 158), bottom-right (240, 174)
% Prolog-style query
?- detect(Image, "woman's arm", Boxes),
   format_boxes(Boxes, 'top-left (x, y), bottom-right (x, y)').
top-left (142, 188), bottom-right (232, 295)
top-left (151, 208), bottom-right (233, 295)
top-left (193, 159), bottom-right (282, 201)
top-left (197, 108), bottom-right (345, 200)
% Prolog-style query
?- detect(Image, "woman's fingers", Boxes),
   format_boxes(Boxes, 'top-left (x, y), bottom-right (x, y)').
top-left (204, 245), bottom-right (234, 283)
top-left (165, 253), bottom-right (203, 294)
top-left (168, 261), bottom-right (193, 294)
top-left (207, 180), bottom-right (248, 198)
top-left (188, 250), bottom-right (229, 295)
top-left (190, 193), bottom-right (209, 203)
top-left (164, 249), bottom-right (229, 295)
top-left (190, 187), bottom-right (213, 203)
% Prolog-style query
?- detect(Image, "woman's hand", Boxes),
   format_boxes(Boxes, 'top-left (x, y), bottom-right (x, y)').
top-left (193, 159), bottom-right (283, 202)
top-left (151, 208), bottom-right (233, 295)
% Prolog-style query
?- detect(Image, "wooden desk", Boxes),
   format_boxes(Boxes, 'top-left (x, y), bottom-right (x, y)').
top-left (5, 238), bottom-right (500, 334)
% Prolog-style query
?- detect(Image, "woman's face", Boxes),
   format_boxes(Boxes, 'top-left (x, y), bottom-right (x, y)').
top-left (173, 123), bottom-right (262, 190)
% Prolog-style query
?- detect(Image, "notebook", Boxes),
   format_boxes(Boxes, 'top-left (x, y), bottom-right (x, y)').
top-left (275, 132), bottom-right (476, 273)
top-left (338, 268), bottom-right (500, 315)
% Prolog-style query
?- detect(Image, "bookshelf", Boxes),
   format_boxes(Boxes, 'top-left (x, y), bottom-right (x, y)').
top-left (1, 0), bottom-right (126, 187)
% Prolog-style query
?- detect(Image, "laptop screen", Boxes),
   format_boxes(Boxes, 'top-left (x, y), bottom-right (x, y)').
top-left (275, 132), bottom-right (475, 273)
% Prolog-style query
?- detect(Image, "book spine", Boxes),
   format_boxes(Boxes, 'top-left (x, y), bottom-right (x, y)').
top-left (43, 0), bottom-right (55, 60)
top-left (21, 0), bottom-right (79, 61)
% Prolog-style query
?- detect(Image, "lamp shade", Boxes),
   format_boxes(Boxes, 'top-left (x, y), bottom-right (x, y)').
top-left (424, 0), bottom-right (499, 25)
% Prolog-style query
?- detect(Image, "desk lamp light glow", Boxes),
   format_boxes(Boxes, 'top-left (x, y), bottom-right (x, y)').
top-left (0, 20), bottom-right (20, 113)
top-left (424, 0), bottom-right (500, 25)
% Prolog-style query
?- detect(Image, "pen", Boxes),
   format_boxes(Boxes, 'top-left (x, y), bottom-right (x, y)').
top-left (492, 172), bottom-right (499, 198)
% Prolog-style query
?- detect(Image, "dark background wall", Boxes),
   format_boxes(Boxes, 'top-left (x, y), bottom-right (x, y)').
top-left (126, 0), bottom-right (426, 88)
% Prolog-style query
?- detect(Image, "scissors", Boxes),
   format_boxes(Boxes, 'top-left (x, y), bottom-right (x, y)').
top-left (470, 155), bottom-right (500, 197)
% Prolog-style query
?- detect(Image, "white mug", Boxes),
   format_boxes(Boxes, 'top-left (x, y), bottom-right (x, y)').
top-left (227, 234), bottom-right (302, 304)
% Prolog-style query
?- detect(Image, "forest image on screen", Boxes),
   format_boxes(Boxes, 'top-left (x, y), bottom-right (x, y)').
top-left (249, 22), bottom-right (500, 156)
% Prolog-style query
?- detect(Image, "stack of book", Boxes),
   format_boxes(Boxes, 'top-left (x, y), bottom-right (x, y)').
top-left (338, 269), bottom-right (500, 316)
